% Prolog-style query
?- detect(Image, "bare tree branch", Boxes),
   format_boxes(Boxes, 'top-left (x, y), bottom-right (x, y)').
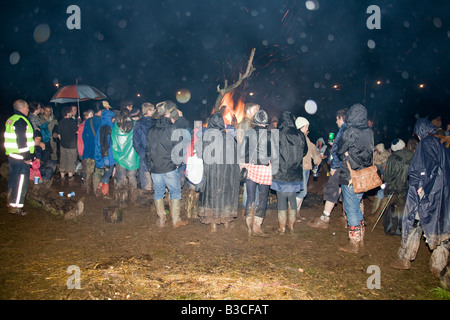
top-left (213, 48), bottom-right (256, 113)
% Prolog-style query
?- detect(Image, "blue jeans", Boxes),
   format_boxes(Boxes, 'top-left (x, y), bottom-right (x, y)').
top-left (100, 165), bottom-right (115, 185)
top-left (151, 169), bottom-right (182, 201)
top-left (296, 169), bottom-right (310, 199)
top-left (138, 156), bottom-right (152, 190)
top-left (341, 184), bottom-right (364, 227)
top-left (245, 179), bottom-right (269, 218)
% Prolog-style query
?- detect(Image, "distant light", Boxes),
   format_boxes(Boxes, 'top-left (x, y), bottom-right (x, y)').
top-left (305, 100), bottom-right (318, 115)
top-left (55, 83), bottom-right (60, 89)
top-left (419, 84), bottom-right (425, 89)
top-left (249, 92), bottom-right (254, 96)
top-left (376, 81), bottom-right (382, 85)
top-left (332, 84), bottom-right (339, 89)
top-left (137, 93), bottom-right (141, 97)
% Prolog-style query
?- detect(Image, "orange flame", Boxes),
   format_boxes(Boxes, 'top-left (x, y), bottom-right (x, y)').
top-left (217, 91), bottom-right (246, 126)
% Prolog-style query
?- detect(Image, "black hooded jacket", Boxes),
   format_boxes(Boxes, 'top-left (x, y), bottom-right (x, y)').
top-left (145, 117), bottom-right (179, 174)
top-left (402, 118), bottom-right (450, 249)
top-left (272, 111), bottom-right (306, 183)
top-left (337, 104), bottom-right (374, 185)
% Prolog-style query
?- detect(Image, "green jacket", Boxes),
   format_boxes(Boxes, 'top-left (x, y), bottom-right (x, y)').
top-left (111, 123), bottom-right (139, 170)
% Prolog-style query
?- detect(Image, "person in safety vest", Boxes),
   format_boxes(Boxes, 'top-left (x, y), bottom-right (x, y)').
top-left (4, 99), bottom-right (35, 215)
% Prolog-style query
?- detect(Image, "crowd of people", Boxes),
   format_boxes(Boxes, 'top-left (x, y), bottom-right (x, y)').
top-left (3, 98), bottom-right (450, 279)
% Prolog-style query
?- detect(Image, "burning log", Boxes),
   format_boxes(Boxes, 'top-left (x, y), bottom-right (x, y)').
top-left (214, 48), bottom-right (256, 114)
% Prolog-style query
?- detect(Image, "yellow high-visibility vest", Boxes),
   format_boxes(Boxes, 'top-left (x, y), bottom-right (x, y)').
top-left (4, 114), bottom-right (35, 158)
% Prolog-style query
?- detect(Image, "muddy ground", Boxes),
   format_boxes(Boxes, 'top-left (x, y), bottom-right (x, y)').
top-left (0, 168), bottom-right (446, 301)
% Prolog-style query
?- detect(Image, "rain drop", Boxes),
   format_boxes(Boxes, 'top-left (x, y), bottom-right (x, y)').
top-left (287, 37), bottom-right (295, 45)
top-left (328, 34), bottom-right (334, 41)
top-left (33, 24), bottom-right (51, 43)
top-left (367, 39), bottom-right (376, 49)
top-left (433, 17), bottom-right (442, 28)
top-left (304, 100), bottom-right (318, 115)
top-left (9, 52), bottom-right (20, 65)
top-left (118, 20), bottom-right (127, 28)
top-left (301, 45), bottom-right (308, 53)
top-left (401, 71), bottom-right (409, 80)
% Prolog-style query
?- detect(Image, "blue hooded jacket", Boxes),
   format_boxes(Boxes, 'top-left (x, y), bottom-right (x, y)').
top-left (94, 109), bottom-right (116, 168)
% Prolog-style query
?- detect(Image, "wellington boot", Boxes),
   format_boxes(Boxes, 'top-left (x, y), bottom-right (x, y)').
top-left (277, 210), bottom-right (287, 235)
top-left (171, 199), bottom-right (188, 228)
top-left (339, 226), bottom-right (361, 254)
top-left (101, 184), bottom-right (113, 199)
top-left (154, 199), bottom-right (166, 228)
top-left (296, 198), bottom-right (306, 221)
top-left (245, 207), bottom-right (255, 236)
top-left (85, 175), bottom-right (92, 195)
top-left (252, 216), bottom-right (268, 237)
top-left (95, 183), bottom-right (103, 198)
top-left (287, 209), bottom-right (297, 233)
top-left (307, 215), bottom-right (330, 229)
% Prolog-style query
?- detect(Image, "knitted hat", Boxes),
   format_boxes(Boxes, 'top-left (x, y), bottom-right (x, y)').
top-left (391, 138), bottom-right (406, 152)
top-left (253, 110), bottom-right (269, 126)
top-left (295, 117), bottom-right (309, 129)
top-left (375, 143), bottom-right (386, 152)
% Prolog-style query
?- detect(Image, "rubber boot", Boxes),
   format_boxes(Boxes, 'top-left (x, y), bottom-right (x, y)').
top-left (296, 197), bottom-right (305, 221)
top-left (245, 206), bottom-right (255, 236)
top-left (154, 199), bottom-right (166, 228)
top-left (85, 175), bottom-right (92, 195)
top-left (95, 183), bottom-right (103, 198)
top-left (277, 210), bottom-right (287, 235)
top-left (339, 225), bottom-right (361, 254)
top-left (287, 209), bottom-right (297, 233)
top-left (101, 184), bottom-right (112, 199)
top-left (252, 216), bottom-right (268, 237)
top-left (171, 199), bottom-right (188, 228)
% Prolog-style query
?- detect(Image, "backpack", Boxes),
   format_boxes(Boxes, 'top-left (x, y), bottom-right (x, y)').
top-left (39, 122), bottom-right (51, 143)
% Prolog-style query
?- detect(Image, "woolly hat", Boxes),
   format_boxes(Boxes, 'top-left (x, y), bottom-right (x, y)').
top-left (130, 107), bottom-right (141, 118)
top-left (295, 117), bottom-right (309, 129)
top-left (375, 143), bottom-right (386, 152)
top-left (253, 110), bottom-right (269, 126)
top-left (391, 138), bottom-right (406, 152)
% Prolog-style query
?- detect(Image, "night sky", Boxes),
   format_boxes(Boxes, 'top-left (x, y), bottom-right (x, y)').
top-left (1, 0), bottom-right (449, 144)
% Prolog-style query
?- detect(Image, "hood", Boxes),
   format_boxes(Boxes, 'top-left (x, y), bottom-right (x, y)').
top-left (346, 104), bottom-right (368, 128)
top-left (278, 111), bottom-right (296, 130)
top-left (101, 109), bottom-right (115, 128)
top-left (207, 112), bottom-right (225, 131)
top-left (414, 118), bottom-right (437, 140)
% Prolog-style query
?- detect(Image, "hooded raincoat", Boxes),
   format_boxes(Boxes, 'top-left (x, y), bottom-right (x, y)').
top-left (196, 112), bottom-right (240, 225)
top-left (95, 109), bottom-right (116, 169)
top-left (402, 118), bottom-right (450, 250)
top-left (271, 111), bottom-right (306, 191)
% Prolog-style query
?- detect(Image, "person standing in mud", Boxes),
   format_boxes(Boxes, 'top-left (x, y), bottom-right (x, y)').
top-left (111, 107), bottom-right (140, 201)
top-left (146, 101), bottom-right (188, 229)
top-left (336, 104), bottom-right (374, 254)
top-left (196, 112), bottom-right (240, 233)
top-left (270, 111), bottom-right (306, 235)
top-left (294, 116), bottom-right (321, 222)
top-left (239, 109), bottom-right (275, 237)
top-left (4, 100), bottom-right (35, 215)
top-left (390, 118), bottom-right (450, 278)
top-left (308, 108), bottom-right (348, 229)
